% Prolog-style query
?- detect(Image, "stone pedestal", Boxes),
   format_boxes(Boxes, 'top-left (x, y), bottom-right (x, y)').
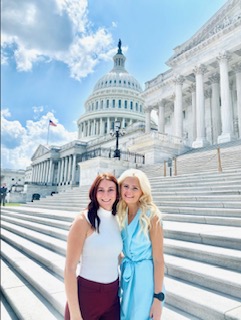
top-left (217, 132), bottom-right (235, 144)
top-left (192, 138), bottom-right (209, 148)
top-left (78, 157), bottom-right (131, 186)
top-left (127, 132), bottom-right (190, 165)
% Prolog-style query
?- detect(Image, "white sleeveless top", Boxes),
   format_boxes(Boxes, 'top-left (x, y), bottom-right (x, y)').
top-left (79, 207), bottom-right (123, 283)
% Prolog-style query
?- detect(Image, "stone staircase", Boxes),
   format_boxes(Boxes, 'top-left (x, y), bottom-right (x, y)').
top-left (1, 147), bottom-right (241, 319)
top-left (144, 140), bottom-right (241, 177)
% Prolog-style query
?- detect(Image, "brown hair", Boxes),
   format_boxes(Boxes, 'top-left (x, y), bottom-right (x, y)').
top-left (87, 173), bottom-right (119, 232)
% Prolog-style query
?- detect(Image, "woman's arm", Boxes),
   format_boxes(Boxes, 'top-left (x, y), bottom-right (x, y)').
top-left (64, 213), bottom-right (89, 320)
top-left (149, 215), bottom-right (165, 320)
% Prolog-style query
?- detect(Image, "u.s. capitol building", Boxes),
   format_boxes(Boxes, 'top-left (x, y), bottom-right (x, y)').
top-left (24, 0), bottom-right (241, 201)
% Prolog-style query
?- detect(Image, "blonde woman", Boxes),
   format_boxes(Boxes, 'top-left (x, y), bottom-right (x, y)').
top-left (117, 169), bottom-right (165, 320)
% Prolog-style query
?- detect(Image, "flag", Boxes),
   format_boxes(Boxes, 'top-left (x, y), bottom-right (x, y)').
top-left (49, 120), bottom-right (57, 127)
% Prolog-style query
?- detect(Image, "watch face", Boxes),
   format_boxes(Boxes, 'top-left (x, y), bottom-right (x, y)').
top-left (154, 292), bottom-right (165, 301)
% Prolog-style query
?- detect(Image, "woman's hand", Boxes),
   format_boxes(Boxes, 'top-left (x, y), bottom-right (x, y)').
top-left (149, 299), bottom-right (162, 319)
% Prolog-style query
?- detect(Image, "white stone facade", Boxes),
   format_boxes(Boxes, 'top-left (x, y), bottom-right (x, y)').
top-left (142, 0), bottom-right (241, 147)
top-left (24, 0), bottom-right (241, 200)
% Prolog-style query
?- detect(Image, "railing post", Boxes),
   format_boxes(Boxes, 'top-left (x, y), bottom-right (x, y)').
top-left (217, 147), bottom-right (222, 173)
top-left (164, 161), bottom-right (166, 177)
top-left (173, 157), bottom-right (177, 176)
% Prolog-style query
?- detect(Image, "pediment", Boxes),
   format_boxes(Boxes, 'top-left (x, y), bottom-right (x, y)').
top-left (167, 0), bottom-right (241, 65)
top-left (31, 144), bottom-right (50, 161)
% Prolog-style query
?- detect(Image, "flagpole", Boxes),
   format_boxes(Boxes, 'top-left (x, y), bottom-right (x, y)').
top-left (47, 122), bottom-right (50, 145)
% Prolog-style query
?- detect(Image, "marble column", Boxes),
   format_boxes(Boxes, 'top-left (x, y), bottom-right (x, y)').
top-left (48, 160), bottom-right (53, 185)
top-left (60, 158), bottom-right (64, 184)
top-left (64, 157), bottom-right (68, 184)
top-left (189, 84), bottom-right (197, 142)
top-left (192, 64), bottom-right (209, 148)
top-left (100, 118), bottom-right (104, 135)
top-left (233, 63), bottom-right (241, 138)
top-left (71, 154), bottom-right (77, 185)
top-left (217, 51), bottom-right (234, 143)
top-left (173, 75), bottom-right (184, 138)
top-left (67, 155), bottom-right (72, 184)
top-left (144, 105), bottom-right (151, 133)
top-left (57, 160), bottom-right (61, 184)
top-left (209, 73), bottom-right (221, 143)
top-left (158, 100), bottom-right (166, 134)
top-left (205, 89), bottom-right (212, 143)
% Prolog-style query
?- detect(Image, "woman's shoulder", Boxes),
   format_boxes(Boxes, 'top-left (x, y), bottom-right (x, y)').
top-left (72, 210), bottom-right (90, 228)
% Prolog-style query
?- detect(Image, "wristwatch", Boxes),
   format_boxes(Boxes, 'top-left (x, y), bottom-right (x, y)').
top-left (153, 292), bottom-right (165, 302)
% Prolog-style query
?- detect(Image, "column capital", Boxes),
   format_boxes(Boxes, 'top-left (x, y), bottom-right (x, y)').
top-left (193, 64), bottom-right (207, 75)
top-left (217, 50), bottom-right (231, 62)
top-left (209, 73), bottom-right (220, 84)
top-left (173, 75), bottom-right (185, 85)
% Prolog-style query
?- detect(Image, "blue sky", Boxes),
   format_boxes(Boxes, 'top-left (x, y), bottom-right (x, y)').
top-left (1, 0), bottom-right (227, 170)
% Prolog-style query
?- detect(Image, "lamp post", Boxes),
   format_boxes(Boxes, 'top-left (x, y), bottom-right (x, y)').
top-left (110, 120), bottom-right (124, 159)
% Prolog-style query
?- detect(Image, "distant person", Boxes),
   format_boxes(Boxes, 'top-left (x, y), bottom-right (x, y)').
top-left (117, 169), bottom-right (165, 320)
top-left (64, 173), bottom-right (122, 320)
top-left (0, 183), bottom-right (8, 206)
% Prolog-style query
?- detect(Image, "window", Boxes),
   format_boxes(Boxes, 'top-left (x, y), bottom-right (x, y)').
top-left (130, 101), bottom-right (133, 110)
top-left (118, 100), bottom-right (121, 108)
top-left (125, 100), bottom-right (127, 109)
top-left (113, 100), bottom-right (115, 108)
top-left (106, 100), bottom-right (109, 108)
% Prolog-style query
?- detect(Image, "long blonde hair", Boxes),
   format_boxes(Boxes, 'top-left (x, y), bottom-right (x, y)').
top-left (117, 168), bottom-right (162, 235)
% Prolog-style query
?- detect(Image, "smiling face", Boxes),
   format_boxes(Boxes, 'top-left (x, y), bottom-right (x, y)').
top-left (121, 176), bottom-right (143, 206)
top-left (96, 179), bottom-right (117, 211)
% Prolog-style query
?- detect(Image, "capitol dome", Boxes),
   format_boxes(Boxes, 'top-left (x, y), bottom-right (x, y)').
top-left (77, 40), bottom-right (145, 140)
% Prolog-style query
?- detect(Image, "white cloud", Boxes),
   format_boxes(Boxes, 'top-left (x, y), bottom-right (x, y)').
top-left (1, 0), bottom-right (114, 80)
top-left (1, 109), bottom-right (77, 169)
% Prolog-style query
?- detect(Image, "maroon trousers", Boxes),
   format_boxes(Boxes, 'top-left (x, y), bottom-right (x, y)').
top-left (65, 276), bottom-right (120, 320)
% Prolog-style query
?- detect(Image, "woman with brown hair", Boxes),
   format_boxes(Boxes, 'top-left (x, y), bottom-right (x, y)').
top-left (64, 173), bottom-right (122, 320)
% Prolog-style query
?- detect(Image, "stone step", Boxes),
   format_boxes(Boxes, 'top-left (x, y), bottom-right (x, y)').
top-left (1, 221), bottom-right (66, 255)
top-left (162, 213), bottom-right (241, 227)
top-left (1, 259), bottom-right (64, 320)
top-left (162, 305), bottom-right (200, 320)
top-left (1, 206), bottom-right (77, 221)
top-left (164, 221), bottom-right (241, 250)
top-left (157, 200), bottom-right (241, 208)
top-left (1, 216), bottom-right (68, 241)
top-left (164, 238), bottom-right (241, 272)
top-left (1, 210), bottom-right (72, 230)
top-left (149, 173), bottom-right (241, 182)
top-left (159, 206), bottom-right (241, 217)
top-left (0, 297), bottom-right (18, 320)
top-left (165, 277), bottom-right (241, 320)
top-left (164, 254), bottom-right (241, 299)
top-left (1, 230), bottom-right (65, 278)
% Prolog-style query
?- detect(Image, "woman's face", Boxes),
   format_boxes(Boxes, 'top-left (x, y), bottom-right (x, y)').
top-left (121, 177), bottom-right (143, 206)
top-left (96, 179), bottom-right (117, 211)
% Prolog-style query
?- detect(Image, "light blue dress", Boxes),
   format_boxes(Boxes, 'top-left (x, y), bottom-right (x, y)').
top-left (120, 209), bottom-right (165, 320)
